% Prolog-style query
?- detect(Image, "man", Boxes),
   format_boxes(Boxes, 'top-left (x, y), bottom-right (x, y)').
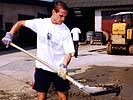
top-left (71, 27), bottom-right (81, 58)
top-left (2, 1), bottom-right (74, 100)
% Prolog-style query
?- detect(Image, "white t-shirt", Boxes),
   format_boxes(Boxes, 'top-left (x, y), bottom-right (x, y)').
top-left (71, 27), bottom-right (81, 41)
top-left (25, 18), bottom-right (74, 72)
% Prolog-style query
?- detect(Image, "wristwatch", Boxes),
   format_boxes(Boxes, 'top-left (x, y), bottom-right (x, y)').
top-left (60, 63), bottom-right (67, 68)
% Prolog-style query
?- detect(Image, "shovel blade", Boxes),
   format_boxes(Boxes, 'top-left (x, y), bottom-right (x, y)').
top-left (80, 85), bottom-right (106, 95)
top-left (80, 84), bottom-right (122, 96)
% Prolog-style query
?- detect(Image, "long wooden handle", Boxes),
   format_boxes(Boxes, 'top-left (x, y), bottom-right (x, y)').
top-left (10, 43), bottom-right (56, 71)
top-left (10, 43), bottom-right (84, 88)
top-left (10, 43), bottom-right (112, 95)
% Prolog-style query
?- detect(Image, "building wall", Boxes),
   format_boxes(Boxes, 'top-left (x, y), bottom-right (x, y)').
top-left (95, 10), bottom-right (102, 31)
top-left (0, 3), bottom-right (49, 31)
top-left (95, 7), bottom-right (133, 40)
top-left (0, 2), bottom-right (50, 48)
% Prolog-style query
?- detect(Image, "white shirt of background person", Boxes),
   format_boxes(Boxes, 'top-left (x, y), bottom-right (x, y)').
top-left (71, 27), bottom-right (81, 41)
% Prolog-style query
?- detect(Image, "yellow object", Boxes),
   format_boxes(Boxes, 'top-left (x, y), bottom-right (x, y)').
top-left (112, 35), bottom-right (125, 44)
top-left (127, 29), bottom-right (133, 39)
top-left (112, 23), bottom-right (126, 35)
top-left (107, 12), bottom-right (133, 55)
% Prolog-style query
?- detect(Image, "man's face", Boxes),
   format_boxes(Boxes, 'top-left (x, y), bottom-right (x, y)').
top-left (52, 8), bottom-right (68, 24)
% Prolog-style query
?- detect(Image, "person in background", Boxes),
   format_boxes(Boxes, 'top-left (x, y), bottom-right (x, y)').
top-left (71, 27), bottom-right (81, 58)
top-left (1, 1), bottom-right (74, 100)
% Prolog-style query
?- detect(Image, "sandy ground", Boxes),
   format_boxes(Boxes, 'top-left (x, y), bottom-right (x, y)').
top-left (0, 44), bottom-right (133, 100)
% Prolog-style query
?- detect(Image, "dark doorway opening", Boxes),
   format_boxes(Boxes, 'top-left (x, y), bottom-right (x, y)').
top-left (17, 14), bottom-right (37, 48)
top-left (66, 8), bottom-right (95, 42)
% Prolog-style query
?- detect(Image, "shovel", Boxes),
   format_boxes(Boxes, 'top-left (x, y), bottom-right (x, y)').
top-left (10, 42), bottom-right (121, 96)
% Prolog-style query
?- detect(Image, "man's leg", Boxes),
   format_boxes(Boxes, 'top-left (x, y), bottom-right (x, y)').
top-left (75, 44), bottom-right (78, 57)
top-left (37, 92), bottom-right (47, 100)
top-left (33, 68), bottom-right (51, 100)
top-left (57, 91), bottom-right (68, 100)
top-left (74, 41), bottom-right (77, 57)
top-left (53, 73), bottom-right (70, 100)
top-left (74, 41), bottom-right (79, 58)
top-left (76, 42), bottom-right (79, 56)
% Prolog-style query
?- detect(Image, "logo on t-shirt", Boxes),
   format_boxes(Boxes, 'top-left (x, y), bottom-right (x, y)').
top-left (47, 33), bottom-right (52, 40)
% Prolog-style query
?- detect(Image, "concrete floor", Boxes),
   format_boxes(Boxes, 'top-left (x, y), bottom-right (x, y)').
top-left (0, 44), bottom-right (133, 99)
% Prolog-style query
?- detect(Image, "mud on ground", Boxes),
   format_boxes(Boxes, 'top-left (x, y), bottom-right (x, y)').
top-left (0, 65), bottom-right (133, 100)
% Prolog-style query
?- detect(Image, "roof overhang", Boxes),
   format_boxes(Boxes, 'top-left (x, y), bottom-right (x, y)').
top-left (111, 12), bottom-right (133, 16)
top-left (0, 0), bottom-right (54, 6)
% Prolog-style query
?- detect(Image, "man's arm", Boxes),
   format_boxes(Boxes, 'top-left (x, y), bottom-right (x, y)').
top-left (57, 53), bottom-right (72, 80)
top-left (1, 20), bottom-right (26, 47)
top-left (10, 20), bottom-right (26, 34)
top-left (78, 28), bottom-right (81, 34)
top-left (63, 53), bottom-right (72, 66)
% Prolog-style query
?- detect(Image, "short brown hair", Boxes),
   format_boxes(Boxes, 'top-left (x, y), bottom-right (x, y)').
top-left (53, 1), bottom-right (68, 12)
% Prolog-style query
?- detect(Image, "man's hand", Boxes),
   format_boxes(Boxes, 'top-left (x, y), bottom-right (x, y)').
top-left (57, 64), bottom-right (67, 80)
top-left (2, 32), bottom-right (13, 48)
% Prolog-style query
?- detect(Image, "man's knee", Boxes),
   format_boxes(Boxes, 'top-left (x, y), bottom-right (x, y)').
top-left (37, 92), bottom-right (47, 100)
top-left (57, 91), bottom-right (68, 100)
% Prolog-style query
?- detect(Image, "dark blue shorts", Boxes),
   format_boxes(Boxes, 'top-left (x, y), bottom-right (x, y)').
top-left (33, 68), bottom-right (70, 92)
